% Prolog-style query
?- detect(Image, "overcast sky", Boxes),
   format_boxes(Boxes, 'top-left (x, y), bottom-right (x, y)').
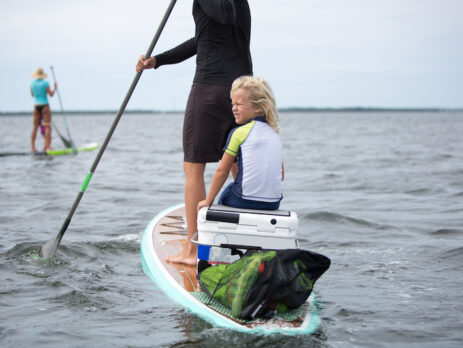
top-left (1, 0), bottom-right (462, 112)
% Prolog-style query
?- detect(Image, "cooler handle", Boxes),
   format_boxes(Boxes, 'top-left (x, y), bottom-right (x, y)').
top-left (220, 243), bottom-right (262, 250)
top-left (190, 232), bottom-right (199, 245)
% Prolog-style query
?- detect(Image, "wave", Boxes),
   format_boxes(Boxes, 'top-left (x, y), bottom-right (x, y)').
top-left (404, 188), bottom-right (433, 195)
top-left (2, 239), bottom-right (139, 311)
top-left (50, 289), bottom-right (108, 311)
top-left (440, 246), bottom-right (463, 261)
top-left (3, 236), bottom-right (140, 264)
top-left (429, 229), bottom-right (463, 236)
top-left (300, 211), bottom-right (394, 230)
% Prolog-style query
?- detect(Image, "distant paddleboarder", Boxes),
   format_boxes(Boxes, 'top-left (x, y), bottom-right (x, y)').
top-left (30, 67), bottom-right (56, 152)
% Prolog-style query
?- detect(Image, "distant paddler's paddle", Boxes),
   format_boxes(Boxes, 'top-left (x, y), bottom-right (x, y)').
top-left (39, 0), bottom-right (178, 259)
top-left (49, 66), bottom-right (77, 153)
top-left (50, 120), bottom-right (73, 149)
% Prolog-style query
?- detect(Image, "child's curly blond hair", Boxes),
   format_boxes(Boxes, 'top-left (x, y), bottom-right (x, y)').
top-left (231, 76), bottom-right (279, 133)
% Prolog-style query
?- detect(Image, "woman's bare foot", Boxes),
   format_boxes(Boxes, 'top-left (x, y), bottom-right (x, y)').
top-left (166, 242), bottom-right (197, 266)
top-left (166, 251), bottom-right (197, 266)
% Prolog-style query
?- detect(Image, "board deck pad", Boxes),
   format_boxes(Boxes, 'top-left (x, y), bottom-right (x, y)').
top-left (141, 204), bottom-right (321, 334)
top-left (45, 142), bottom-right (99, 156)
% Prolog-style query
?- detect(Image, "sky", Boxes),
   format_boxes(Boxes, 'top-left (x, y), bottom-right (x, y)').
top-left (1, 0), bottom-right (462, 112)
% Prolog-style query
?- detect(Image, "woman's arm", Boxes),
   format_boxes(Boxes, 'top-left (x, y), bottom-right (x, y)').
top-left (198, 153), bottom-right (235, 210)
top-left (46, 82), bottom-right (57, 97)
top-left (154, 38), bottom-right (196, 68)
top-left (136, 38), bottom-right (196, 72)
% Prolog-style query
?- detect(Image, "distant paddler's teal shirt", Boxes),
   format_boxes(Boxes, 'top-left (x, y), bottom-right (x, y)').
top-left (30, 79), bottom-right (50, 105)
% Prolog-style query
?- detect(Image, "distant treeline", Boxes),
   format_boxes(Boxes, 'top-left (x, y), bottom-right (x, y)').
top-left (1, 107), bottom-right (462, 116)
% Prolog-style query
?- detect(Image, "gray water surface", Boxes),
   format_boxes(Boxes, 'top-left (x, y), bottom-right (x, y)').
top-left (1, 111), bottom-right (462, 347)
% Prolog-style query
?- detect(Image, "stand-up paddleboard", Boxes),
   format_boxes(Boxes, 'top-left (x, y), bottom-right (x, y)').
top-left (140, 204), bottom-right (321, 334)
top-left (0, 142), bottom-right (98, 157)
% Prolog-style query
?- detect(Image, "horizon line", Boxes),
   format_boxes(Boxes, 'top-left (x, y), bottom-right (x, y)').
top-left (1, 106), bottom-right (463, 115)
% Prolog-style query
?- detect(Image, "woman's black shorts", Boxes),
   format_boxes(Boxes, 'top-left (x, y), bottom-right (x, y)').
top-left (183, 82), bottom-right (236, 163)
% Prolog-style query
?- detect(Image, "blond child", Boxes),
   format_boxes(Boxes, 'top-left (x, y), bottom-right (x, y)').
top-left (198, 76), bottom-right (284, 211)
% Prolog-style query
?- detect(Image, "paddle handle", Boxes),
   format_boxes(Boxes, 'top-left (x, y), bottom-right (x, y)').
top-left (49, 66), bottom-right (65, 117)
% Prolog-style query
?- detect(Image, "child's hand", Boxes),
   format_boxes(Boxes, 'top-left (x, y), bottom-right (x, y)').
top-left (197, 199), bottom-right (211, 212)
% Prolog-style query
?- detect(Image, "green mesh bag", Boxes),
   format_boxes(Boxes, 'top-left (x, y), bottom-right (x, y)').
top-left (198, 249), bottom-right (330, 320)
top-left (198, 250), bottom-right (276, 318)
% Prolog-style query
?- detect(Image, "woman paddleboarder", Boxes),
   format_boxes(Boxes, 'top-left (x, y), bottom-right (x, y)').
top-left (136, 0), bottom-right (253, 265)
top-left (30, 67), bottom-right (57, 152)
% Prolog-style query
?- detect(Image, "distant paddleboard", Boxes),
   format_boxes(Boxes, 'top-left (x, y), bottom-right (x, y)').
top-left (0, 142), bottom-right (98, 157)
top-left (140, 204), bottom-right (321, 334)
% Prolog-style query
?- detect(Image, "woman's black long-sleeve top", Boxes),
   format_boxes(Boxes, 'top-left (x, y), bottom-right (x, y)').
top-left (155, 0), bottom-right (253, 86)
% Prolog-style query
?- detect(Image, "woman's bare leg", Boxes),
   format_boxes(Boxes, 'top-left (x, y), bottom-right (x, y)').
top-left (31, 107), bottom-right (41, 152)
top-left (166, 161), bottom-right (206, 266)
top-left (42, 105), bottom-right (52, 151)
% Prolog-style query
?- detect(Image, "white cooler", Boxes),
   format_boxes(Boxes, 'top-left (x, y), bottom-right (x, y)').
top-left (196, 205), bottom-right (299, 263)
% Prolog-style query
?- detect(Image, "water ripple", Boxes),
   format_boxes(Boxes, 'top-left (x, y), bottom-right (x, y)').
top-left (430, 228), bottom-right (463, 236)
top-left (301, 211), bottom-right (394, 230)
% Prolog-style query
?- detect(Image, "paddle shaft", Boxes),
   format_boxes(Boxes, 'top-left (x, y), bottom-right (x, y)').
top-left (49, 66), bottom-right (75, 148)
top-left (40, 0), bottom-right (177, 257)
top-left (0, 151), bottom-right (43, 157)
top-left (50, 120), bottom-right (72, 148)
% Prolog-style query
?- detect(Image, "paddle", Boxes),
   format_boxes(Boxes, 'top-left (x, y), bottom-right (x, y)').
top-left (0, 151), bottom-right (39, 157)
top-left (0, 151), bottom-right (47, 157)
top-left (50, 120), bottom-right (73, 149)
top-left (39, 0), bottom-right (178, 259)
top-left (49, 66), bottom-right (77, 153)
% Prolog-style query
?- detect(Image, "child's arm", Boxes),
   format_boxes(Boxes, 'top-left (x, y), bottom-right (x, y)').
top-left (198, 153), bottom-right (236, 210)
